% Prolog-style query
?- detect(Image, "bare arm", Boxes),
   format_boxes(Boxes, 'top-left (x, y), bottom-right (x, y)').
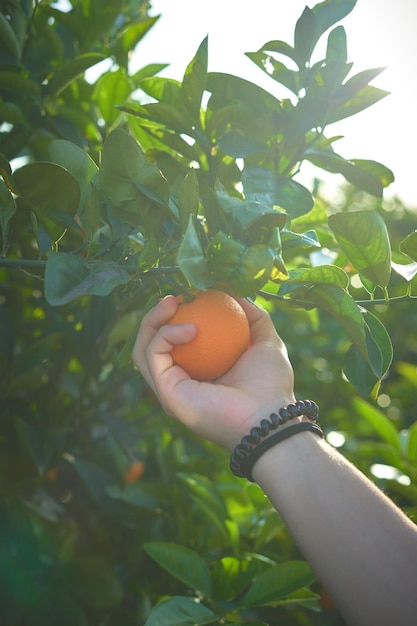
top-left (252, 432), bottom-right (417, 626)
top-left (133, 296), bottom-right (417, 626)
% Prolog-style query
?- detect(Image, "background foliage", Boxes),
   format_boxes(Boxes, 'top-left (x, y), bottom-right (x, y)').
top-left (1, 0), bottom-right (417, 624)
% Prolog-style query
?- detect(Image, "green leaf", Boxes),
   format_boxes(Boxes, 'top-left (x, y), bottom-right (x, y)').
top-left (242, 167), bottom-right (313, 218)
top-left (256, 39), bottom-right (297, 65)
top-left (406, 421), bottom-right (417, 465)
top-left (144, 542), bottom-right (212, 596)
top-left (0, 71), bottom-right (41, 97)
top-left (216, 192), bottom-right (287, 241)
top-left (13, 162), bottom-right (80, 240)
top-left (48, 139), bottom-right (98, 206)
top-left (327, 84), bottom-right (389, 123)
top-left (131, 62), bottom-right (169, 84)
top-left (144, 596), bottom-right (218, 626)
top-left (44, 253), bottom-right (131, 305)
top-left (0, 179), bottom-right (16, 253)
top-left (140, 76), bottom-right (183, 107)
top-left (400, 230), bottom-right (417, 262)
top-left (178, 169), bottom-right (200, 233)
top-left (177, 214), bottom-right (211, 290)
top-left (95, 68), bottom-right (134, 127)
top-left (242, 561), bottom-right (316, 607)
top-left (302, 284), bottom-right (367, 358)
top-left (294, 7), bottom-right (317, 67)
top-left (207, 231), bottom-right (275, 296)
top-left (285, 265), bottom-right (349, 289)
top-left (13, 162), bottom-right (80, 217)
top-left (244, 52), bottom-right (299, 94)
top-left (353, 397), bottom-right (401, 453)
top-left (178, 473), bottom-right (231, 541)
top-left (329, 211), bottom-right (391, 288)
top-left (99, 128), bottom-right (169, 231)
top-left (363, 310), bottom-right (393, 377)
top-left (218, 129), bottom-right (264, 158)
top-left (114, 16), bottom-right (160, 67)
top-left (305, 148), bottom-right (393, 196)
top-left (343, 311), bottom-right (393, 397)
top-left (46, 53), bottom-right (107, 96)
top-left (182, 36), bottom-right (208, 121)
top-left (122, 100), bottom-right (194, 135)
top-left (0, 101), bottom-right (25, 125)
top-left (0, 12), bottom-right (21, 59)
top-left (326, 26), bottom-right (347, 63)
top-left (312, 0), bottom-right (357, 45)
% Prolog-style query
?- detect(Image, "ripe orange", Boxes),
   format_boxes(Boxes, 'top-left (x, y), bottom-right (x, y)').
top-left (125, 460), bottom-right (145, 483)
top-left (167, 289), bottom-right (250, 381)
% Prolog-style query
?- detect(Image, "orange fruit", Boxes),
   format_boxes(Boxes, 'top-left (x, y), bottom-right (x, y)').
top-left (125, 460), bottom-right (145, 483)
top-left (167, 289), bottom-right (250, 381)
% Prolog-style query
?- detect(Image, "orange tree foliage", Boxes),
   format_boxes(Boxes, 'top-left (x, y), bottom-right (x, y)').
top-left (1, 1), bottom-right (417, 624)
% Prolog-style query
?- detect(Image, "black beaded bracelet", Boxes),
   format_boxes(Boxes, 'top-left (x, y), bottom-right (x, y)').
top-left (230, 400), bottom-right (323, 481)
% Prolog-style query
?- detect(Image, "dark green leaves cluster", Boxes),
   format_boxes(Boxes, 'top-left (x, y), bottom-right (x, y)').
top-left (1, 3), bottom-right (417, 626)
top-left (1, 0), bottom-right (411, 397)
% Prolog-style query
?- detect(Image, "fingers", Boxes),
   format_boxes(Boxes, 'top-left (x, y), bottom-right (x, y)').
top-left (132, 295), bottom-right (197, 398)
top-left (237, 298), bottom-right (284, 347)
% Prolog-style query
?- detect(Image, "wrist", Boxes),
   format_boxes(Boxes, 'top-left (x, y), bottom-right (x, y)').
top-left (230, 400), bottom-right (322, 481)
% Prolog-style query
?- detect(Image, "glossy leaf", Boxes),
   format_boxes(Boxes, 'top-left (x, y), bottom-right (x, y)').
top-left (400, 230), bottom-right (417, 262)
top-left (113, 16), bottom-right (160, 66)
top-left (327, 84), bottom-right (389, 123)
top-left (242, 167), bottom-right (313, 218)
top-left (294, 7), bottom-right (317, 68)
top-left (140, 75), bottom-right (183, 107)
top-left (99, 128), bottom-right (169, 230)
top-left (144, 542), bottom-right (212, 596)
top-left (121, 100), bottom-right (194, 135)
top-left (95, 67), bottom-right (134, 127)
top-left (13, 162), bottom-right (79, 214)
top-left (406, 421), bottom-right (417, 465)
top-left (207, 231), bottom-right (275, 296)
top-left (337, 67), bottom-right (386, 100)
top-left (46, 53), bottom-right (106, 96)
top-left (302, 284), bottom-right (367, 358)
top-left (177, 214), bottom-right (211, 290)
top-left (305, 148), bottom-right (393, 196)
top-left (255, 39), bottom-right (298, 64)
top-left (44, 252), bottom-right (131, 305)
top-left (48, 139), bottom-right (98, 207)
top-left (312, 0), bottom-right (357, 46)
top-left (343, 310), bottom-right (393, 396)
top-left (242, 561), bottom-right (316, 607)
top-left (0, 12), bottom-right (21, 59)
top-left (0, 179), bottom-right (16, 253)
top-left (326, 26), bottom-right (347, 63)
top-left (244, 51), bottom-right (299, 94)
top-left (182, 36), bottom-right (208, 121)
top-left (178, 169), bottom-right (200, 233)
top-left (329, 211), bottom-right (391, 288)
top-left (144, 596), bottom-right (218, 626)
top-left (0, 71), bottom-right (41, 97)
top-left (216, 192), bottom-right (287, 242)
top-left (353, 397), bottom-right (401, 453)
top-left (284, 265), bottom-right (349, 289)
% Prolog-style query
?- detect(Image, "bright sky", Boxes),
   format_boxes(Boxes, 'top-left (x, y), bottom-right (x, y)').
top-left (132, 0), bottom-right (417, 207)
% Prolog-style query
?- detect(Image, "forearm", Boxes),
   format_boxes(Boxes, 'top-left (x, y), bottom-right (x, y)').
top-left (252, 431), bottom-right (417, 626)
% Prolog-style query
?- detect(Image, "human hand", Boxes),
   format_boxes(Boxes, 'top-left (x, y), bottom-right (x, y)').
top-left (133, 295), bottom-right (296, 451)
